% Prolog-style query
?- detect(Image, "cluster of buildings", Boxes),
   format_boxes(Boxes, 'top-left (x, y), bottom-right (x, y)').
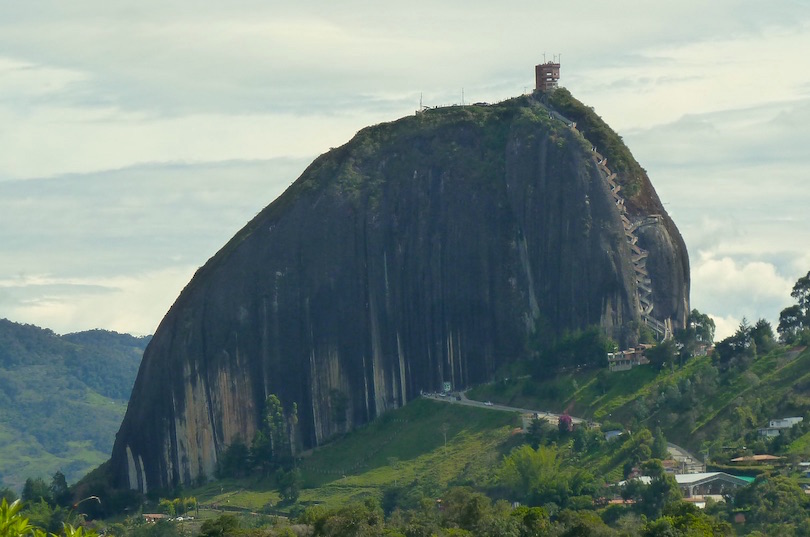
top-left (606, 342), bottom-right (713, 372)
top-left (607, 344), bottom-right (653, 372)
top-left (610, 416), bottom-right (806, 510)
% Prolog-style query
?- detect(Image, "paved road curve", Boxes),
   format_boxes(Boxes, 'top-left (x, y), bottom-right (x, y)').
top-left (421, 391), bottom-right (591, 426)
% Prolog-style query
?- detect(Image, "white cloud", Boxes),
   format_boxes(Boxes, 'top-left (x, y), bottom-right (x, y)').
top-left (0, 105), bottom-right (374, 179)
top-left (0, 158), bottom-right (308, 272)
top-left (710, 314), bottom-right (742, 342)
top-left (0, 1), bottom-right (809, 335)
top-left (573, 18), bottom-right (810, 132)
top-left (2, 267), bottom-right (197, 335)
top-left (691, 255), bottom-right (797, 339)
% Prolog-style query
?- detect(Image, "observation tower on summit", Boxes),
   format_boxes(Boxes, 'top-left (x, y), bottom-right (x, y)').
top-left (535, 59), bottom-right (560, 92)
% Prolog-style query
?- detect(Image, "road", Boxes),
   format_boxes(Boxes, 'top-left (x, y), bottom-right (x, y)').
top-left (421, 391), bottom-right (591, 426)
top-left (667, 442), bottom-right (705, 473)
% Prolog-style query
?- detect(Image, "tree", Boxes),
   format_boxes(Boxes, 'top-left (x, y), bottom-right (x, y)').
top-left (791, 270), bottom-right (810, 313)
top-left (652, 428), bottom-right (668, 460)
top-left (510, 505), bottom-right (550, 536)
top-left (264, 394), bottom-right (286, 456)
top-left (0, 488), bottom-right (17, 504)
top-left (639, 460), bottom-right (681, 519)
top-left (216, 439), bottom-right (250, 478)
top-left (690, 309), bottom-right (715, 343)
top-left (198, 514), bottom-right (240, 537)
top-left (531, 326), bottom-right (615, 374)
top-left (778, 270), bottom-right (810, 344)
top-left (750, 318), bottom-right (776, 353)
top-left (310, 498), bottom-right (384, 537)
top-left (526, 418), bottom-right (556, 449)
top-left (21, 478), bottom-right (52, 506)
top-left (646, 340), bottom-right (677, 370)
top-left (276, 467), bottom-right (301, 504)
top-left (733, 476), bottom-right (810, 532)
top-left (620, 460), bottom-right (681, 520)
top-left (250, 430), bottom-right (274, 476)
top-left (440, 487), bottom-right (493, 532)
top-left (20, 499), bottom-right (68, 534)
top-left (620, 428), bottom-right (655, 478)
top-left (498, 445), bottom-right (595, 508)
top-left (714, 318), bottom-right (757, 370)
top-left (675, 309), bottom-right (716, 364)
top-left (157, 499), bottom-right (175, 517)
top-left (554, 509), bottom-right (616, 536)
top-left (49, 471), bottom-right (71, 508)
top-left (778, 305), bottom-right (805, 343)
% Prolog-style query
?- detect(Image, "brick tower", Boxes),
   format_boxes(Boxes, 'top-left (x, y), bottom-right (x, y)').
top-left (535, 61), bottom-right (560, 92)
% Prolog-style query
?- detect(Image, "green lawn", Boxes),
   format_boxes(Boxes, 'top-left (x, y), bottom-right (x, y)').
top-left (188, 399), bottom-right (520, 513)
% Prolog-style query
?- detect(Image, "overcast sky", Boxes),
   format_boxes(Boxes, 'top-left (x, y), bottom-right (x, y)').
top-left (1, 1), bottom-right (809, 341)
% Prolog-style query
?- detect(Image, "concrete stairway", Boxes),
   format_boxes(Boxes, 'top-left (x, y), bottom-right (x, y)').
top-left (536, 100), bottom-right (672, 340)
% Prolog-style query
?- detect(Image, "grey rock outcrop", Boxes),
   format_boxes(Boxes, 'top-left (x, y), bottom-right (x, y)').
top-left (110, 96), bottom-right (689, 492)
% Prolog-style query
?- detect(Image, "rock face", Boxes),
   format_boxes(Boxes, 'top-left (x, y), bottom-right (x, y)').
top-left (110, 96), bottom-right (689, 492)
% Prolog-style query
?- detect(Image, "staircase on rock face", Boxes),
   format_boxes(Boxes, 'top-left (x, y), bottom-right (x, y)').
top-left (537, 98), bottom-right (674, 340)
top-left (596, 157), bottom-right (672, 340)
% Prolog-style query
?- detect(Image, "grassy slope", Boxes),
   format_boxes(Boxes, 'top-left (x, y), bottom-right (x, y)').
top-left (469, 347), bottom-right (810, 456)
top-left (179, 347), bottom-right (810, 515)
top-left (188, 399), bottom-right (521, 513)
top-left (468, 365), bottom-right (661, 421)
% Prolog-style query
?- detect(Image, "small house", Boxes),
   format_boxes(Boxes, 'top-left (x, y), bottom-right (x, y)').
top-left (758, 416), bottom-right (803, 437)
top-left (770, 417), bottom-right (803, 429)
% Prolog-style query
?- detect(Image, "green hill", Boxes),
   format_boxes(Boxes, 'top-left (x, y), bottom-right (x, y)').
top-left (182, 399), bottom-right (523, 514)
top-left (158, 343), bottom-right (810, 515)
top-left (0, 319), bottom-right (148, 490)
top-left (70, 340), bottom-right (810, 535)
top-left (469, 345), bottom-right (810, 460)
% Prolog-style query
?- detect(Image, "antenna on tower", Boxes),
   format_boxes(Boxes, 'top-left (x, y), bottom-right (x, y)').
top-left (462, 88), bottom-right (465, 106)
top-left (543, 52), bottom-right (546, 63)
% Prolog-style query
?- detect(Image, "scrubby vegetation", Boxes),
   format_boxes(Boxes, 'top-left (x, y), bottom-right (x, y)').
top-left (547, 88), bottom-right (647, 200)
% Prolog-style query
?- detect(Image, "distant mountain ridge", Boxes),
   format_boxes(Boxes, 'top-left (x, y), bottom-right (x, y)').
top-left (0, 318), bottom-right (148, 490)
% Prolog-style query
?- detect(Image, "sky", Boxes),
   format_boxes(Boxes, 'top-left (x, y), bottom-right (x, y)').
top-left (1, 1), bottom-right (809, 341)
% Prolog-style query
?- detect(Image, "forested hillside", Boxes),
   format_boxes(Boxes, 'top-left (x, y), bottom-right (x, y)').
top-left (0, 319), bottom-right (148, 490)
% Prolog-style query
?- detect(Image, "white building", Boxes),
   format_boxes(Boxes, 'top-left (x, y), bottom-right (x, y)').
top-left (769, 417), bottom-right (803, 429)
top-left (758, 416), bottom-right (803, 437)
top-left (619, 472), bottom-right (750, 500)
